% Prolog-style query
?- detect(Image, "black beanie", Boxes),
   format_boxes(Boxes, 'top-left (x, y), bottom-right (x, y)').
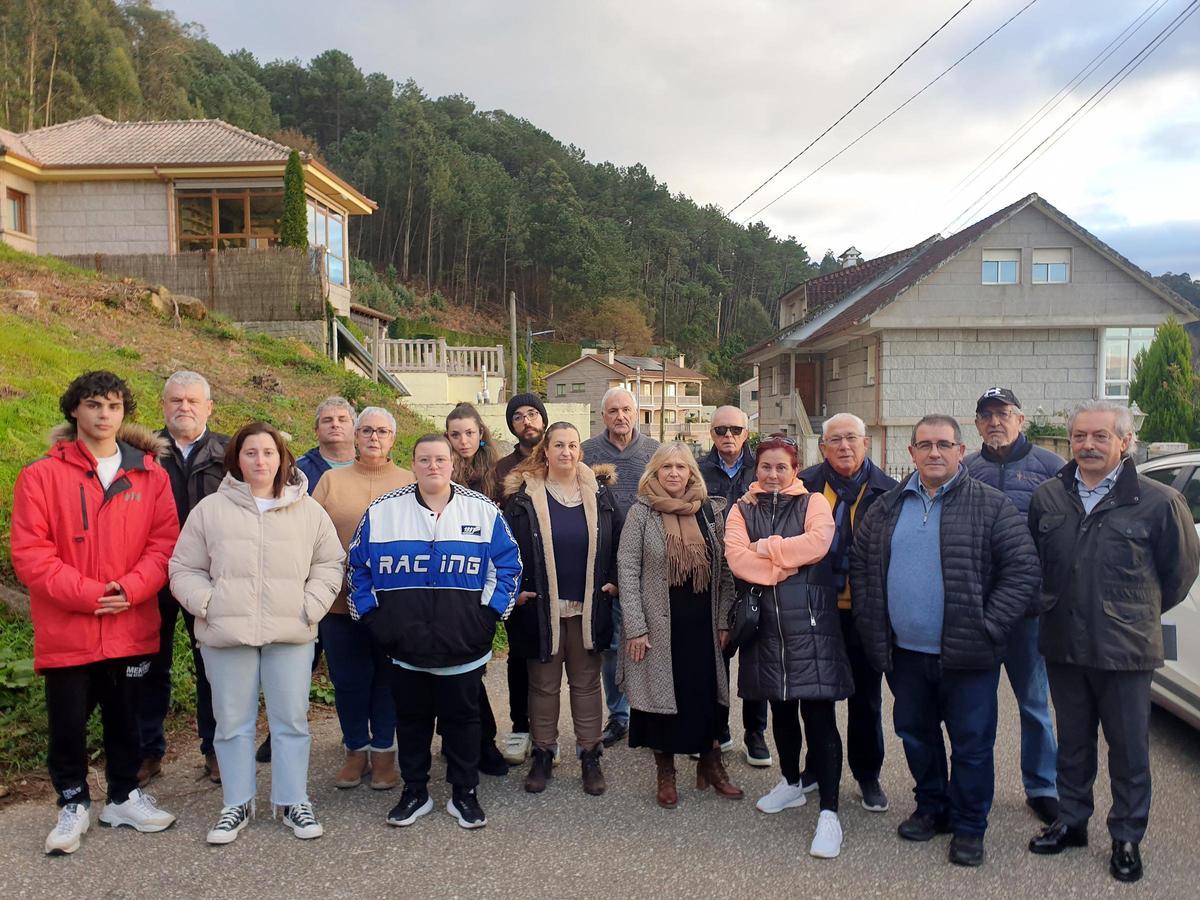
top-left (505, 392), bottom-right (549, 437)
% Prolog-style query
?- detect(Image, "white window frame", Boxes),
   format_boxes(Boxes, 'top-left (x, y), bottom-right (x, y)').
top-left (982, 249), bottom-right (1020, 285)
top-left (1100, 326), bottom-right (1154, 399)
top-left (830, 357), bottom-right (841, 380)
top-left (865, 342), bottom-right (877, 386)
top-left (1032, 248), bottom-right (1071, 284)
top-left (555, 383), bottom-right (565, 398)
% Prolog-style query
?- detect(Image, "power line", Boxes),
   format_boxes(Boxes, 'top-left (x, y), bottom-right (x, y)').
top-left (943, 0), bottom-right (1199, 234)
top-left (948, 0), bottom-right (1170, 200)
top-left (725, 0), bottom-right (978, 217)
top-left (742, 0), bottom-right (1040, 223)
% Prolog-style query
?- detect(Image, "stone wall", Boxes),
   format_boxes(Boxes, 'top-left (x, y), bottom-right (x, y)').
top-left (35, 181), bottom-right (171, 256)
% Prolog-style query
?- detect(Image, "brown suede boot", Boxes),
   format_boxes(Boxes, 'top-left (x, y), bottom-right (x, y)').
top-left (524, 747), bottom-right (554, 793)
top-left (137, 756), bottom-right (162, 789)
top-left (334, 750), bottom-right (370, 788)
top-left (654, 752), bottom-right (678, 809)
top-left (696, 748), bottom-right (744, 799)
top-left (581, 746), bottom-right (606, 796)
top-left (369, 750), bottom-right (399, 790)
top-left (204, 752), bottom-right (221, 785)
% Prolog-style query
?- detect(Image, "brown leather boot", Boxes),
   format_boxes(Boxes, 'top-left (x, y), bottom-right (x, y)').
top-left (136, 756), bottom-right (162, 788)
top-left (524, 747), bottom-right (554, 793)
top-left (654, 752), bottom-right (678, 809)
top-left (204, 752), bottom-right (221, 785)
top-left (581, 746), bottom-right (606, 796)
top-left (696, 748), bottom-right (744, 799)
top-left (369, 750), bottom-right (399, 790)
top-left (334, 750), bottom-right (370, 788)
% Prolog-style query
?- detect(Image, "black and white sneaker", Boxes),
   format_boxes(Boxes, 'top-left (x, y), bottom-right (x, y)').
top-left (281, 802), bottom-right (323, 840)
top-left (206, 803), bottom-right (252, 845)
top-left (446, 787), bottom-right (487, 829)
top-left (386, 788), bottom-right (433, 827)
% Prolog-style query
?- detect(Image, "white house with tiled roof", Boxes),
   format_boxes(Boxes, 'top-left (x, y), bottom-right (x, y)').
top-left (0, 115), bottom-right (375, 314)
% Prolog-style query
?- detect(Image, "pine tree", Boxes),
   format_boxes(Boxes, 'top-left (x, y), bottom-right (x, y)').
top-left (1129, 316), bottom-right (1197, 444)
top-left (279, 150), bottom-right (308, 249)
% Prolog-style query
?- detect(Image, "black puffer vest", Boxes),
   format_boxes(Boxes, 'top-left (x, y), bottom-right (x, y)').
top-left (736, 491), bottom-right (854, 703)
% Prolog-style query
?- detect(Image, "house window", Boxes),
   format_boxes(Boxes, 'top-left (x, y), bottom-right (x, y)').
top-left (641, 382), bottom-right (652, 398)
top-left (684, 382), bottom-right (700, 397)
top-left (665, 382), bottom-right (676, 398)
top-left (770, 365), bottom-right (780, 396)
top-left (1102, 327), bottom-right (1154, 398)
top-left (642, 409), bottom-right (653, 425)
top-left (830, 358), bottom-right (841, 380)
top-left (555, 384), bottom-right (566, 398)
top-left (6, 188), bottom-right (30, 234)
top-left (663, 409), bottom-right (677, 424)
top-left (177, 188), bottom-right (283, 253)
top-left (865, 342), bottom-right (877, 386)
top-left (571, 383), bottom-right (585, 393)
top-left (307, 199), bottom-right (347, 286)
top-left (750, 389), bottom-right (759, 401)
top-left (1032, 249), bottom-right (1070, 284)
top-left (982, 249), bottom-right (1020, 284)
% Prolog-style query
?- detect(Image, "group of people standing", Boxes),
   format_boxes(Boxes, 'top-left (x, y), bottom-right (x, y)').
top-left (11, 371), bottom-right (1196, 885)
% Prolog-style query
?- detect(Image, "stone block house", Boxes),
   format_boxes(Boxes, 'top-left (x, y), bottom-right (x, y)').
top-left (0, 115), bottom-right (374, 316)
top-left (545, 349), bottom-right (709, 446)
top-left (740, 193), bottom-right (1196, 471)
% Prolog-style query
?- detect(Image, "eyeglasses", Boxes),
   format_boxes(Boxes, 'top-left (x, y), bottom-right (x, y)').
top-left (357, 427), bottom-right (394, 438)
top-left (764, 435), bottom-right (798, 447)
top-left (976, 410), bottom-right (1019, 423)
top-left (912, 440), bottom-right (961, 453)
top-left (821, 434), bottom-right (864, 447)
top-left (511, 411), bottom-right (542, 424)
top-left (712, 425), bottom-right (745, 437)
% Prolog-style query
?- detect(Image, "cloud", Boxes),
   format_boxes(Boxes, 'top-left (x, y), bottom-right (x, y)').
top-left (1092, 220), bottom-right (1200, 276)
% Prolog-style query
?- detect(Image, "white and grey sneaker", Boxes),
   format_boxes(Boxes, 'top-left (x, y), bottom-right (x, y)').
top-left (206, 803), bottom-right (252, 845)
top-left (281, 802), bottom-right (323, 840)
top-left (756, 778), bottom-right (808, 814)
top-left (810, 809), bottom-right (843, 859)
top-left (98, 789), bottom-right (176, 833)
top-left (45, 802), bottom-right (90, 855)
top-left (501, 732), bottom-right (532, 765)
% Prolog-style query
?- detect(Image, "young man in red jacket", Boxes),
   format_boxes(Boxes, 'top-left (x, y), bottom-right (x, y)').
top-left (11, 371), bottom-right (181, 855)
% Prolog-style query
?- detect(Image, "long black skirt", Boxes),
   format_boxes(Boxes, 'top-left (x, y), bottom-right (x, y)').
top-left (628, 581), bottom-right (722, 755)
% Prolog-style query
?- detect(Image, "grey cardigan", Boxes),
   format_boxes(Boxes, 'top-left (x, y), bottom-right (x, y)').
top-left (616, 496), bottom-right (736, 715)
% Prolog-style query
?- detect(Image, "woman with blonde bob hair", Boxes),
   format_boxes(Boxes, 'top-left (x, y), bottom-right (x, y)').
top-left (617, 442), bottom-right (739, 809)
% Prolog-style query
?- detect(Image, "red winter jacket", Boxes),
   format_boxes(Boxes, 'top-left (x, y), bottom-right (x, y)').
top-left (11, 423), bottom-right (180, 671)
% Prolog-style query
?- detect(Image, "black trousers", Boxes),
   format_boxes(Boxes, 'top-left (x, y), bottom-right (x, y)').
top-left (45, 657), bottom-right (148, 807)
top-left (719, 647), bottom-right (769, 736)
top-left (507, 654), bottom-right (530, 733)
top-left (137, 591), bottom-right (216, 758)
top-left (804, 609), bottom-right (885, 784)
top-left (1047, 663), bottom-right (1153, 843)
top-left (771, 698), bottom-right (842, 812)
top-left (393, 665), bottom-right (483, 790)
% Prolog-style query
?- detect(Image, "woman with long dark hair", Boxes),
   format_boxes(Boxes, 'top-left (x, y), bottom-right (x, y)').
top-left (446, 403), bottom-right (501, 502)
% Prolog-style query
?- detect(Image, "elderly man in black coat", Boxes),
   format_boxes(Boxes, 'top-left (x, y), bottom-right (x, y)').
top-left (1027, 400), bottom-right (1199, 884)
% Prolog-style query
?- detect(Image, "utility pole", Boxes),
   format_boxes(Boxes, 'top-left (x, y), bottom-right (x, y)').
top-left (659, 356), bottom-right (667, 442)
top-left (509, 291), bottom-right (519, 397)
top-left (525, 318), bottom-right (555, 395)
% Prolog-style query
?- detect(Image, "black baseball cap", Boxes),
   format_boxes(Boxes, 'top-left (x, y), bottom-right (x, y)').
top-left (976, 387), bottom-right (1020, 413)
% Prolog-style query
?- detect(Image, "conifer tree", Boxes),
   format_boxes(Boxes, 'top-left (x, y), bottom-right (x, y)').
top-left (1129, 316), bottom-right (1197, 444)
top-left (279, 150), bottom-right (308, 249)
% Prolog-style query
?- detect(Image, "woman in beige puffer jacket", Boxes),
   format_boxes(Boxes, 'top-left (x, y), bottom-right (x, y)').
top-left (169, 421), bottom-right (344, 846)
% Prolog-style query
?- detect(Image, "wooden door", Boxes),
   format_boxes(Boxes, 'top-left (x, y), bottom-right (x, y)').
top-left (794, 362), bottom-right (819, 416)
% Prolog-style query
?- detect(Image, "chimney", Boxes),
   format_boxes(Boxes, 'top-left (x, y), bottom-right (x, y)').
top-left (581, 348), bottom-right (597, 357)
top-left (607, 349), bottom-right (615, 365)
top-left (839, 246), bottom-right (862, 268)
top-left (677, 354), bottom-right (685, 368)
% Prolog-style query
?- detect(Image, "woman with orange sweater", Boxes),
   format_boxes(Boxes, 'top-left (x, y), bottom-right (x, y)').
top-left (725, 433), bottom-right (849, 860)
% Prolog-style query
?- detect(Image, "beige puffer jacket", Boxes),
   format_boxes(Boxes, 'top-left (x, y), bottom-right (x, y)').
top-left (169, 472), bottom-right (345, 648)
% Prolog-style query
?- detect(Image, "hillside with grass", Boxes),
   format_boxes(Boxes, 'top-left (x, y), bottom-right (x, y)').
top-left (0, 243), bottom-right (429, 781)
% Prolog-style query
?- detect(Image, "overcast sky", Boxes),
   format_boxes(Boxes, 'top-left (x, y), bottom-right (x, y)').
top-left (162, 0), bottom-right (1200, 275)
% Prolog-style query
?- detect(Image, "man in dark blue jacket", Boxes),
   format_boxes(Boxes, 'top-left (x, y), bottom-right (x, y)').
top-left (965, 388), bottom-right (1063, 827)
top-left (295, 396), bottom-right (357, 494)
top-left (698, 406), bottom-right (770, 766)
top-left (799, 412), bottom-right (897, 814)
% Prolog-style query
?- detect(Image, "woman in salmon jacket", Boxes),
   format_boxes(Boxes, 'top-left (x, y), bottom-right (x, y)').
top-left (724, 433), bottom-right (850, 860)
top-left (170, 421), bottom-right (344, 846)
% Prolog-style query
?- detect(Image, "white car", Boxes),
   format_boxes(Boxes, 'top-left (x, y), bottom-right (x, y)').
top-left (1137, 451), bottom-right (1200, 729)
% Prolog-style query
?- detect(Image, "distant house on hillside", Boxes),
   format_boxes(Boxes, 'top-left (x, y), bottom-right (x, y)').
top-left (740, 193), bottom-right (1196, 471)
top-left (545, 349), bottom-right (708, 446)
top-left (0, 115), bottom-right (375, 316)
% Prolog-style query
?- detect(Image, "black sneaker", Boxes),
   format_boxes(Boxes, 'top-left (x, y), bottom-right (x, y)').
top-left (446, 787), bottom-right (487, 829)
top-left (743, 731), bottom-right (773, 767)
top-left (717, 728), bottom-right (734, 752)
top-left (859, 778), bottom-right (889, 812)
top-left (386, 788), bottom-right (433, 827)
top-left (949, 832), bottom-right (985, 867)
top-left (255, 734), bottom-right (272, 763)
top-left (898, 810), bottom-right (951, 842)
top-left (600, 719), bottom-right (628, 748)
top-left (479, 742), bottom-right (510, 777)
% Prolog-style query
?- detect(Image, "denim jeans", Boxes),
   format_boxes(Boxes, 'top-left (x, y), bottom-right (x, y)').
top-left (138, 591), bottom-right (216, 758)
top-left (602, 597), bottom-right (629, 726)
top-left (319, 613), bottom-right (396, 752)
top-left (887, 647), bottom-right (1001, 836)
top-left (201, 642), bottom-right (314, 809)
top-left (1002, 617), bottom-right (1058, 799)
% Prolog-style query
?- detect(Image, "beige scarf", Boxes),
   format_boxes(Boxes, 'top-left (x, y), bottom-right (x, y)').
top-left (641, 479), bottom-right (710, 592)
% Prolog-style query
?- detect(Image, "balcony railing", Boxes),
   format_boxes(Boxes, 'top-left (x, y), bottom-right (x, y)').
top-left (373, 338), bottom-right (505, 376)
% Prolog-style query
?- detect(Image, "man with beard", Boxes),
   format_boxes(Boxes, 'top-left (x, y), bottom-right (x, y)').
top-left (495, 393), bottom-right (548, 485)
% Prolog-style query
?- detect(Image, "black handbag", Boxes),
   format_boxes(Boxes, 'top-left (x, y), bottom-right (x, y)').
top-left (727, 585), bottom-right (761, 651)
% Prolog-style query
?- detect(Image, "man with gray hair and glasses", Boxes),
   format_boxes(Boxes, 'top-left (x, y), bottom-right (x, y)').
top-left (137, 371), bottom-right (228, 787)
top-left (851, 414), bottom-right (1039, 868)
top-left (1027, 400), bottom-right (1198, 884)
top-left (296, 396), bottom-right (358, 494)
top-left (798, 412), bottom-right (897, 812)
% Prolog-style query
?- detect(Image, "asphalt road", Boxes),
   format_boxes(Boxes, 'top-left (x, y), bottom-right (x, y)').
top-left (1, 660), bottom-right (1197, 900)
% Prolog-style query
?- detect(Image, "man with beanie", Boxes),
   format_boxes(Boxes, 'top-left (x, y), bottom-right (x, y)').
top-left (495, 393), bottom-right (548, 486)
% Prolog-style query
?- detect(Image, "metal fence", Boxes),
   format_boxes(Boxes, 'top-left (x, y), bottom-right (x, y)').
top-left (59, 247), bottom-right (325, 322)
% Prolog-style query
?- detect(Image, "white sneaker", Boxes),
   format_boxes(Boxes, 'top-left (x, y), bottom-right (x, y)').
top-left (756, 778), bottom-right (808, 814)
top-left (281, 802), bottom-right (323, 840)
top-left (98, 789), bottom-right (176, 833)
top-left (552, 742), bottom-right (561, 766)
top-left (502, 732), bottom-right (532, 765)
top-left (206, 803), bottom-right (252, 845)
top-left (810, 809), bottom-right (843, 859)
top-left (45, 803), bottom-right (90, 855)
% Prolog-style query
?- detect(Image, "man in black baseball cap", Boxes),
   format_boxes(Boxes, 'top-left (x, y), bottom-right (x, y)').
top-left (975, 387), bottom-right (1021, 413)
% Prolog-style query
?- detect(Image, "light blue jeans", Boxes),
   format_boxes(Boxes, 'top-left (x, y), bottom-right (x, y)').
top-left (1003, 617), bottom-right (1058, 799)
top-left (201, 642), bottom-right (315, 809)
